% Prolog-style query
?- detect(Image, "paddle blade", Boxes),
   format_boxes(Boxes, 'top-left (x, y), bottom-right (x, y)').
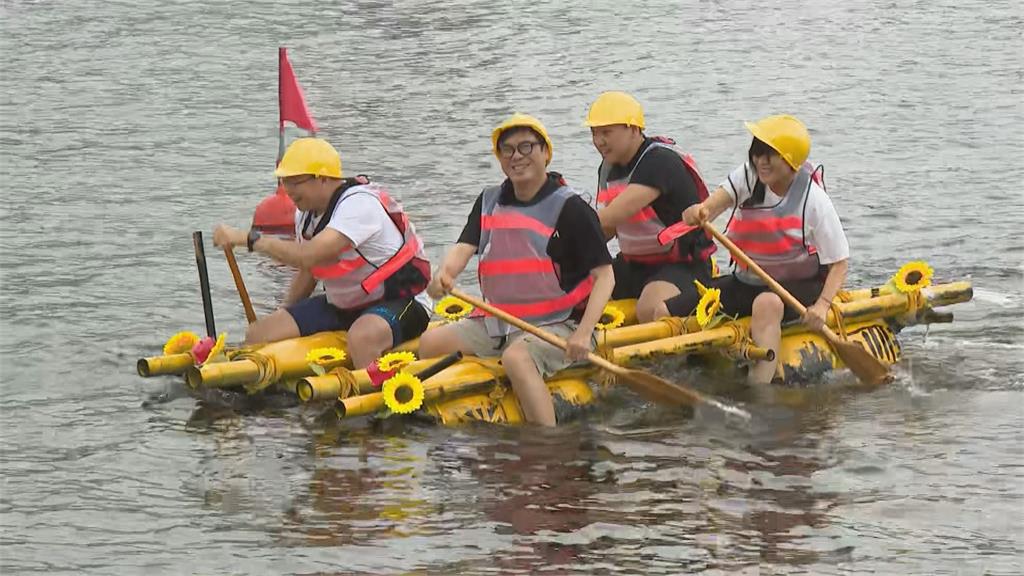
top-left (834, 340), bottom-right (891, 387)
top-left (617, 368), bottom-right (752, 420)
top-left (617, 368), bottom-right (701, 407)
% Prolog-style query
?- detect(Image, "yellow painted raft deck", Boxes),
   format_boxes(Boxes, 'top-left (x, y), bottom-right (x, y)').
top-left (138, 280), bottom-right (972, 425)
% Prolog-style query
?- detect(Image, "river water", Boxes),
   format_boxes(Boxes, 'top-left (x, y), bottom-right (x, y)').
top-left (1, 0), bottom-right (1022, 574)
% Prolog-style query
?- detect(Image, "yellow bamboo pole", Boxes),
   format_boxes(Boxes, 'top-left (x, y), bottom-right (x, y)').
top-left (137, 353), bottom-right (194, 377)
top-left (186, 359), bottom-right (261, 389)
top-left (334, 359), bottom-right (509, 419)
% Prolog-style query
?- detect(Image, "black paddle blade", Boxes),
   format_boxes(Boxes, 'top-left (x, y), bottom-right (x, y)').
top-left (834, 340), bottom-right (891, 387)
top-left (618, 369), bottom-right (702, 407)
top-left (617, 368), bottom-right (752, 419)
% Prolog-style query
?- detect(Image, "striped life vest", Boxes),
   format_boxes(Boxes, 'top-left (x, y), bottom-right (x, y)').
top-left (300, 180), bottom-right (430, 309)
top-left (726, 162), bottom-right (824, 284)
top-left (477, 182), bottom-right (595, 337)
top-left (597, 137), bottom-right (715, 265)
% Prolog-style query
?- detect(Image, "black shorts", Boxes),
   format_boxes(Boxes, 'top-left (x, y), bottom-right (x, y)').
top-left (664, 273), bottom-right (825, 322)
top-left (611, 254), bottom-right (713, 302)
top-left (286, 294), bottom-right (430, 346)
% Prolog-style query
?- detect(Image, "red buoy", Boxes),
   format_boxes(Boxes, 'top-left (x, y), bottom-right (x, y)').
top-left (252, 183), bottom-right (296, 237)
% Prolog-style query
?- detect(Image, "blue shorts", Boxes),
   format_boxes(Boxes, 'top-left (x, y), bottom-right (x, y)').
top-left (286, 294), bottom-right (429, 346)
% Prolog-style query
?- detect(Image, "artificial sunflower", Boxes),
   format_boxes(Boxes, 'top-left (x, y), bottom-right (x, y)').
top-left (382, 371), bottom-right (425, 414)
top-left (163, 331), bottom-right (199, 355)
top-left (305, 347), bottom-right (347, 366)
top-left (434, 296), bottom-right (473, 321)
top-left (595, 304), bottom-right (625, 331)
top-left (696, 287), bottom-right (722, 329)
top-left (376, 350), bottom-right (417, 373)
top-left (892, 261), bottom-right (933, 293)
top-left (202, 332), bottom-right (228, 365)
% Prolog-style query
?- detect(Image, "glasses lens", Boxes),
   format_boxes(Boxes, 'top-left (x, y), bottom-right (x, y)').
top-left (500, 141), bottom-right (540, 158)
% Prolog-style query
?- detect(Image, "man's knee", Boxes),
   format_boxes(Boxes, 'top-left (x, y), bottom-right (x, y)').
top-left (651, 301), bottom-right (671, 320)
top-left (244, 311), bottom-right (297, 345)
top-left (348, 314), bottom-right (394, 350)
top-left (418, 327), bottom-right (450, 358)
top-left (752, 292), bottom-right (784, 320)
top-left (500, 342), bottom-right (535, 373)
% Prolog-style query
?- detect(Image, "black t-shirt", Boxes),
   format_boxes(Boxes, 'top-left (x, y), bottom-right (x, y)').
top-left (602, 137), bottom-right (713, 260)
top-left (458, 173), bottom-right (613, 292)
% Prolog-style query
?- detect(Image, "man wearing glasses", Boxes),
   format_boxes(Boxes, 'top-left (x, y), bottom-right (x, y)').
top-left (419, 114), bottom-right (615, 426)
top-left (587, 91), bottom-right (716, 323)
top-left (213, 137), bottom-right (431, 368)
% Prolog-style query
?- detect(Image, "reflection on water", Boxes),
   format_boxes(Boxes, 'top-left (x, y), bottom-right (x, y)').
top-left (1, 0), bottom-right (1022, 573)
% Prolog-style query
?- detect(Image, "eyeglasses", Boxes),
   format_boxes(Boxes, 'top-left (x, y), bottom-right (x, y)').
top-left (498, 141), bottom-right (543, 159)
top-left (282, 175), bottom-right (315, 188)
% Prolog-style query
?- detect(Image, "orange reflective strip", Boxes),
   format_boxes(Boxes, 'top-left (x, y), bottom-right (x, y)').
top-left (597, 183), bottom-right (627, 205)
top-left (657, 221), bottom-right (698, 246)
top-left (487, 275), bottom-right (595, 317)
top-left (311, 255), bottom-right (367, 279)
top-left (478, 258), bottom-right (555, 276)
top-left (481, 213), bottom-right (554, 238)
top-left (731, 235), bottom-right (805, 255)
top-left (361, 237), bottom-right (419, 293)
top-left (727, 215), bottom-right (803, 234)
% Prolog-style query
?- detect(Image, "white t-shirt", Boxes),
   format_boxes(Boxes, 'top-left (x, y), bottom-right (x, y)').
top-left (294, 186), bottom-right (404, 266)
top-left (722, 162), bottom-right (850, 265)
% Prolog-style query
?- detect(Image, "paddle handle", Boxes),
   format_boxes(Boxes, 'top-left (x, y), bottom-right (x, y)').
top-left (192, 231), bottom-right (216, 337)
top-left (448, 289), bottom-right (625, 376)
top-left (223, 247), bottom-right (257, 324)
top-left (702, 223), bottom-right (843, 345)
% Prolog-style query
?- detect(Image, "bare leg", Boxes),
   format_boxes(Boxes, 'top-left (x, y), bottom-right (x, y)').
top-left (245, 309), bottom-right (300, 345)
top-left (636, 280), bottom-right (681, 323)
top-left (346, 313), bottom-right (395, 369)
top-left (501, 340), bottom-right (556, 426)
top-left (650, 300), bottom-right (671, 320)
top-left (748, 292), bottom-right (784, 385)
top-left (417, 323), bottom-right (480, 358)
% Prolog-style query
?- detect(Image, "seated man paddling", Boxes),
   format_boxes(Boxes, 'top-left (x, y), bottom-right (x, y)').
top-left (213, 137), bottom-right (431, 368)
top-left (419, 114), bottom-right (615, 426)
top-left (586, 91), bottom-right (716, 323)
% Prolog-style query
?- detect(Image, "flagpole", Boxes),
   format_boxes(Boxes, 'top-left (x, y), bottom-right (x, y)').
top-left (278, 47), bottom-right (285, 164)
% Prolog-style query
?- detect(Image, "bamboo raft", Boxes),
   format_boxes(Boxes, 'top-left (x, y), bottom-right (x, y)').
top-left (138, 278), bottom-right (972, 425)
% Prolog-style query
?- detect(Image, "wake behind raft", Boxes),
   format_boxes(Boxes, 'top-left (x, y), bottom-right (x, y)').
top-left (138, 249), bottom-right (972, 425)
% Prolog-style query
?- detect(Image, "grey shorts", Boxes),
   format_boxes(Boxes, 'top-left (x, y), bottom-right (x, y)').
top-left (448, 318), bottom-right (593, 378)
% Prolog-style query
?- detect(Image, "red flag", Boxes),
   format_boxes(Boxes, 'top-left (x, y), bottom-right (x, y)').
top-left (279, 47), bottom-right (317, 132)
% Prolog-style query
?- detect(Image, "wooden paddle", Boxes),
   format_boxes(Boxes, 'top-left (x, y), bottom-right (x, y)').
top-left (223, 247), bottom-right (257, 324)
top-left (701, 222), bottom-right (890, 387)
top-left (449, 289), bottom-right (750, 418)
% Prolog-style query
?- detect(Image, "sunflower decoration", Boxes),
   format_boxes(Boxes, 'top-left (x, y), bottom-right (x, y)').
top-left (891, 261), bottom-right (934, 294)
top-left (694, 280), bottom-right (722, 329)
top-left (434, 296), bottom-right (473, 322)
top-left (382, 371), bottom-right (425, 414)
top-left (305, 347), bottom-right (347, 375)
top-left (201, 332), bottom-right (229, 365)
top-left (595, 304), bottom-right (625, 331)
top-left (162, 331), bottom-right (199, 355)
top-left (376, 351), bottom-right (417, 373)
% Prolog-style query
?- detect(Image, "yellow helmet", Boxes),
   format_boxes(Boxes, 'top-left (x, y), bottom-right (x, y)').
top-left (585, 91), bottom-right (645, 129)
top-left (744, 115), bottom-right (811, 170)
top-left (491, 113), bottom-right (554, 165)
top-left (274, 137), bottom-right (342, 178)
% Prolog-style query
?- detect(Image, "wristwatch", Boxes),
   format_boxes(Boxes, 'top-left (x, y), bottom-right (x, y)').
top-left (247, 229), bottom-right (262, 252)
